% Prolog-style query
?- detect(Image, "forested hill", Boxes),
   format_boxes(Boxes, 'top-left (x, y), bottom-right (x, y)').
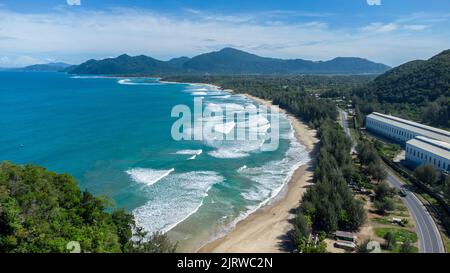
top-left (67, 47), bottom-right (390, 75)
top-left (17, 62), bottom-right (72, 72)
top-left (371, 49), bottom-right (449, 104)
top-left (0, 162), bottom-right (176, 253)
top-left (353, 49), bottom-right (450, 129)
top-left (69, 54), bottom-right (181, 75)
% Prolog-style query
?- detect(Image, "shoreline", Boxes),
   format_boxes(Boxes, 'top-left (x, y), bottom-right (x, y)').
top-left (117, 78), bottom-right (319, 253)
top-left (197, 91), bottom-right (319, 253)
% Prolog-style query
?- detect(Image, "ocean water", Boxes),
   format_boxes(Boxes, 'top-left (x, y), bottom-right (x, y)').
top-left (0, 71), bottom-right (310, 251)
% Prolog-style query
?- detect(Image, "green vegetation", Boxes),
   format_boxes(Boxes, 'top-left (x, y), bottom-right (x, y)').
top-left (300, 121), bottom-right (366, 234)
top-left (0, 162), bottom-right (176, 253)
top-left (382, 232), bottom-right (418, 253)
top-left (399, 240), bottom-right (416, 253)
top-left (377, 142), bottom-right (402, 160)
top-left (316, 49), bottom-right (450, 129)
top-left (374, 228), bottom-right (418, 244)
top-left (384, 232), bottom-right (397, 250)
top-left (414, 164), bottom-right (439, 186)
top-left (356, 141), bottom-right (387, 182)
top-left (352, 49), bottom-right (450, 129)
top-left (372, 182), bottom-right (396, 215)
top-left (69, 54), bottom-right (180, 75)
top-left (69, 47), bottom-right (390, 75)
top-left (413, 164), bottom-right (449, 206)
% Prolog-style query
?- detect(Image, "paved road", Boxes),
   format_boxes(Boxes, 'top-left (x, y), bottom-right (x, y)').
top-left (385, 170), bottom-right (445, 253)
top-left (338, 109), bottom-right (445, 253)
top-left (338, 109), bottom-right (356, 153)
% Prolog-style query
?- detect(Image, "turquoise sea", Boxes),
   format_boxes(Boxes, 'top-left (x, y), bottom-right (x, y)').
top-left (0, 71), bottom-right (309, 251)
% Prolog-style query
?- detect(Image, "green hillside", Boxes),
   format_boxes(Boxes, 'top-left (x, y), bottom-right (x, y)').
top-left (69, 54), bottom-right (180, 75)
top-left (0, 162), bottom-right (176, 253)
top-left (353, 50), bottom-right (450, 128)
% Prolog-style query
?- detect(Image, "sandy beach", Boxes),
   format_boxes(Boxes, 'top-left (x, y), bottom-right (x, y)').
top-left (198, 93), bottom-right (319, 253)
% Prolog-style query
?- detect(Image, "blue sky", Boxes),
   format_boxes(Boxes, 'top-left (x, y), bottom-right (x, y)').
top-left (0, 0), bottom-right (449, 67)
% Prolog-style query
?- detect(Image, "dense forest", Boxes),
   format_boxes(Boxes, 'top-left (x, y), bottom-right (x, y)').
top-left (294, 121), bottom-right (366, 252)
top-left (0, 162), bottom-right (176, 253)
top-left (350, 50), bottom-right (449, 129)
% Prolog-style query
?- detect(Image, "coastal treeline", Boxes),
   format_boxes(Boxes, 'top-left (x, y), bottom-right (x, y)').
top-left (163, 75), bottom-right (364, 127)
top-left (293, 121), bottom-right (366, 252)
top-left (0, 162), bottom-right (176, 253)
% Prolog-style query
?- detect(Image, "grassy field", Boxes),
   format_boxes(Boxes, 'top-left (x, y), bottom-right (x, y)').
top-left (374, 227), bottom-right (418, 243)
top-left (378, 143), bottom-right (402, 160)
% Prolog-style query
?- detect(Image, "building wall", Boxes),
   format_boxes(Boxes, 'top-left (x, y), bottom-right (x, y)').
top-left (405, 143), bottom-right (450, 172)
top-left (366, 116), bottom-right (418, 143)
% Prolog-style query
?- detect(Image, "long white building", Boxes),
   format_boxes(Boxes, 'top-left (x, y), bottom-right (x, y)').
top-left (366, 112), bottom-right (450, 172)
top-left (366, 112), bottom-right (450, 143)
top-left (406, 136), bottom-right (450, 172)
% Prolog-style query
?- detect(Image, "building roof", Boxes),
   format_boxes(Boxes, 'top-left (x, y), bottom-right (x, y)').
top-left (407, 136), bottom-right (450, 160)
top-left (335, 231), bottom-right (357, 239)
top-left (367, 112), bottom-right (450, 143)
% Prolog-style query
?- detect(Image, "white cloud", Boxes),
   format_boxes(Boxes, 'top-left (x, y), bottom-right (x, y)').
top-left (0, 55), bottom-right (41, 67)
top-left (66, 0), bottom-right (81, 6)
top-left (367, 0), bottom-right (382, 6)
top-left (361, 22), bottom-right (398, 33)
top-left (0, 7), bottom-right (448, 67)
top-left (403, 24), bottom-right (429, 31)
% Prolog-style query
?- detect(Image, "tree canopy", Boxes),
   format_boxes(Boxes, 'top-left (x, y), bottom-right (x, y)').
top-left (0, 162), bottom-right (176, 253)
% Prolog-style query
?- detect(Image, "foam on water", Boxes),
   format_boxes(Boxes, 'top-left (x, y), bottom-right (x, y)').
top-left (210, 95), bottom-right (231, 99)
top-left (117, 78), bottom-right (162, 86)
top-left (238, 165), bottom-right (247, 171)
top-left (133, 171), bottom-right (223, 234)
top-left (208, 148), bottom-right (250, 159)
top-left (202, 139), bottom-right (310, 247)
top-left (213, 121), bottom-right (236, 135)
top-left (126, 168), bottom-right (175, 186)
top-left (117, 79), bottom-right (132, 85)
top-left (191, 91), bottom-right (208, 96)
top-left (175, 149), bottom-right (203, 160)
top-left (238, 138), bottom-right (309, 205)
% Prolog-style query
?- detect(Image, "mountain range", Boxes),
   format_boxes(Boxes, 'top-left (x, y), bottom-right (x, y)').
top-left (17, 62), bottom-right (73, 72)
top-left (67, 47), bottom-right (391, 75)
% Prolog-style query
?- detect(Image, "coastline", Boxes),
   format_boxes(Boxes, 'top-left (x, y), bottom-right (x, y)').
top-left (197, 92), bottom-right (319, 253)
top-left (126, 78), bottom-right (320, 252)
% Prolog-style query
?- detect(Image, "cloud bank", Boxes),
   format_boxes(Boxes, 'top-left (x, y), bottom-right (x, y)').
top-left (0, 7), bottom-right (448, 67)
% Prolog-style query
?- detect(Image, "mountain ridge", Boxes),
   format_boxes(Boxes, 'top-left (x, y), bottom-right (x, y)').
top-left (17, 62), bottom-right (72, 72)
top-left (67, 47), bottom-right (391, 75)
